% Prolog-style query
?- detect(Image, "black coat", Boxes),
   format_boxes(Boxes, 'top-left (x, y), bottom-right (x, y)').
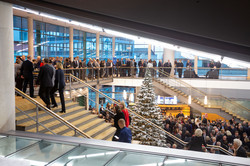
top-left (54, 69), bottom-right (65, 89)
top-left (236, 146), bottom-right (247, 157)
top-left (21, 60), bottom-right (34, 78)
top-left (37, 64), bottom-right (54, 88)
top-left (187, 136), bottom-right (207, 152)
top-left (114, 112), bottom-right (125, 131)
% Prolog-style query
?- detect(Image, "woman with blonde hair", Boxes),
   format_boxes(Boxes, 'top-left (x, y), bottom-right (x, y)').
top-left (186, 128), bottom-right (207, 152)
top-left (119, 101), bottom-right (130, 127)
top-left (50, 62), bottom-right (66, 113)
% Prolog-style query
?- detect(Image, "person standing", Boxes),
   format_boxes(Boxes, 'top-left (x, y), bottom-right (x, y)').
top-left (15, 59), bottom-right (23, 93)
top-left (73, 57), bottom-right (79, 78)
top-left (82, 58), bottom-right (87, 80)
top-left (20, 55), bottom-right (35, 98)
top-left (186, 128), bottom-right (207, 152)
top-left (37, 58), bottom-right (54, 109)
top-left (119, 101), bottom-right (130, 127)
top-left (112, 105), bottom-right (125, 141)
top-left (50, 63), bottom-right (66, 113)
top-left (164, 60), bottom-right (172, 76)
top-left (118, 119), bottom-right (132, 143)
top-left (233, 139), bottom-right (247, 157)
top-left (177, 60), bottom-right (184, 78)
top-left (158, 60), bottom-right (163, 77)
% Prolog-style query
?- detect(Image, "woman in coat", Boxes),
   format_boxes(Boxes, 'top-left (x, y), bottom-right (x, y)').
top-left (186, 128), bottom-right (207, 152)
top-left (112, 105), bottom-right (125, 141)
top-left (50, 62), bottom-right (66, 113)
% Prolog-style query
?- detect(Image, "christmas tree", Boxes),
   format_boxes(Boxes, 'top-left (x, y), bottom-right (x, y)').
top-left (131, 68), bottom-right (166, 147)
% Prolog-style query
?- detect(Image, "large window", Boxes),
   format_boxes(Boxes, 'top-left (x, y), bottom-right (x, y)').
top-left (99, 35), bottom-right (112, 61)
top-left (73, 29), bottom-right (84, 60)
top-left (33, 20), bottom-right (69, 59)
top-left (85, 32), bottom-right (96, 62)
top-left (13, 16), bottom-right (28, 60)
top-left (151, 45), bottom-right (163, 64)
top-left (133, 44), bottom-right (148, 62)
top-left (115, 37), bottom-right (134, 63)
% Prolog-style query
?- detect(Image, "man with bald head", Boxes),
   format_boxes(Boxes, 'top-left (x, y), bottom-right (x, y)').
top-left (20, 55), bottom-right (35, 98)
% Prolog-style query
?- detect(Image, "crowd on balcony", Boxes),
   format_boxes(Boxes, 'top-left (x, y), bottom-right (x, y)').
top-left (15, 55), bottom-right (222, 82)
top-left (163, 112), bottom-right (249, 157)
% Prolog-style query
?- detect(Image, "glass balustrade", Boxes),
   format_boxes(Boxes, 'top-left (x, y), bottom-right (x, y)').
top-left (0, 133), bottom-right (248, 166)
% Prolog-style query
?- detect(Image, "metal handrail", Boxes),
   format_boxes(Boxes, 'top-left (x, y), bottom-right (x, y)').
top-left (155, 68), bottom-right (250, 113)
top-left (69, 74), bottom-right (233, 155)
top-left (15, 88), bottom-right (92, 139)
top-left (69, 74), bottom-right (189, 145)
top-left (16, 106), bottom-right (56, 135)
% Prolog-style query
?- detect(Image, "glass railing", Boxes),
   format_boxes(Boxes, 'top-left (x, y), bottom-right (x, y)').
top-left (153, 68), bottom-right (250, 121)
top-left (0, 132), bottom-right (248, 166)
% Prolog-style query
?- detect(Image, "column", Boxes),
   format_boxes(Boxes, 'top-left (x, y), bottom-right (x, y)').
top-left (194, 55), bottom-right (198, 74)
top-left (28, 17), bottom-right (34, 59)
top-left (148, 44), bottom-right (152, 60)
top-left (112, 36), bottom-right (115, 59)
top-left (163, 48), bottom-right (175, 76)
top-left (112, 85), bottom-right (115, 99)
top-left (247, 68), bottom-right (250, 80)
top-left (96, 33), bottom-right (100, 59)
top-left (69, 26), bottom-right (73, 61)
top-left (0, 1), bottom-right (15, 132)
top-left (95, 84), bottom-right (100, 111)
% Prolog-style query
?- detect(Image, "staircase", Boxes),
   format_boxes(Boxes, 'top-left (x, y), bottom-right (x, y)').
top-left (153, 78), bottom-right (249, 122)
top-left (15, 96), bottom-right (116, 141)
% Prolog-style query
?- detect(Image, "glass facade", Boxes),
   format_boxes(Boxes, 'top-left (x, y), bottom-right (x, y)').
top-left (151, 45), bottom-right (164, 64)
top-left (99, 35), bottom-right (112, 61)
top-left (13, 15), bottom-right (28, 60)
top-left (73, 29), bottom-right (84, 60)
top-left (133, 44), bottom-right (148, 62)
top-left (33, 20), bottom-right (69, 59)
top-left (115, 37), bottom-right (134, 63)
top-left (85, 32), bottom-right (96, 62)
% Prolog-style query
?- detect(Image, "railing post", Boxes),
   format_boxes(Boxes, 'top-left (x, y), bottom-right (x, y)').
top-left (36, 105), bottom-right (39, 133)
top-left (69, 74), bottom-right (72, 99)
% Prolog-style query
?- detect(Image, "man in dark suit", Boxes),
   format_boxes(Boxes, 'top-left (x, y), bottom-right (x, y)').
top-left (158, 60), bottom-right (163, 77)
top-left (164, 60), bottom-right (172, 76)
top-left (72, 57), bottom-right (79, 78)
top-left (82, 58), bottom-right (87, 80)
top-left (20, 55), bottom-right (35, 98)
top-left (177, 60), bottom-right (184, 78)
top-left (116, 59), bottom-right (121, 77)
top-left (37, 58), bottom-right (55, 109)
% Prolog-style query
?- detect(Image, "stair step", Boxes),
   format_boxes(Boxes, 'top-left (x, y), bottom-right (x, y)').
top-left (26, 109), bottom-right (89, 133)
top-left (86, 122), bottom-right (113, 137)
top-left (93, 127), bottom-right (116, 140)
top-left (16, 102), bottom-right (78, 123)
top-left (19, 106), bottom-right (85, 127)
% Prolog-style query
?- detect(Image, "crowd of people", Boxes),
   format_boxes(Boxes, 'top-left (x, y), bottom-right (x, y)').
top-left (16, 55), bottom-right (222, 83)
top-left (15, 55), bottom-right (66, 113)
top-left (164, 112), bottom-right (249, 157)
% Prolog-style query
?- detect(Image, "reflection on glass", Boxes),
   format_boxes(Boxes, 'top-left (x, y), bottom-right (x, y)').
top-left (107, 151), bottom-right (165, 166)
top-left (49, 146), bottom-right (119, 166)
top-left (0, 136), bottom-right (38, 157)
top-left (8, 141), bottom-right (74, 166)
top-left (163, 158), bottom-right (219, 166)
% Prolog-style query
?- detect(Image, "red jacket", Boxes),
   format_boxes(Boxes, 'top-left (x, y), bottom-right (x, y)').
top-left (122, 109), bottom-right (130, 127)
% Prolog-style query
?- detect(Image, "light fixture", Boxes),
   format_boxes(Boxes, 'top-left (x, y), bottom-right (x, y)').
top-left (157, 95), bottom-right (161, 104)
top-left (188, 95), bottom-right (192, 105)
top-left (174, 96), bottom-right (177, 104)
top-left (129, 93), bottom-right (134, 102)
top-left (123, 90), bottom-right (127, 100)
top-left (204, 96), bottom-right (208, 105)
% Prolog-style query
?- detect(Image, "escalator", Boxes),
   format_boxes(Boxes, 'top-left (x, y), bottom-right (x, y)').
top-left (0, 131), bottom-right (248, 166)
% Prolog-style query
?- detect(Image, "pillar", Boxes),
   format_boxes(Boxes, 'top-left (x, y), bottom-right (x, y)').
top-left (28, 17), bottom-right (34, 59)
top-left (112, 36), bottom-right (115, 59)
top-left (163, 48), bottom-right (175, 76)
top-left (194, 55), bottom-right (198, 74)
top-left (69, 26), bottom-right (73, 61)
top-left (112, 85), bottom-right (115, 99)
top-left (96, 33), bottom-right (100, 59)
top-left (95, 84), bottom-right (100, 110)
top-left (247, 68), bottom-right (250, 80)
top-left (0, 1), bottom-right (15, 132)
top-left (148, 44), bottom-right (152, 60)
